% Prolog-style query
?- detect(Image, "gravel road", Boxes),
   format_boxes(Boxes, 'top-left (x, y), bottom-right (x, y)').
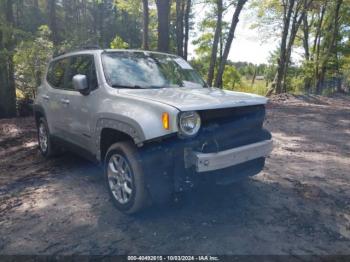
top-left (0, 94), bottom-right (349, 255)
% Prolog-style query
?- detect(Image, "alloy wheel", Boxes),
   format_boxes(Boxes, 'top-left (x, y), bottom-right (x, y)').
top-left (107, 153), bottom-right (134, 204)
top-left (38, 122), bottom-right (48, 153)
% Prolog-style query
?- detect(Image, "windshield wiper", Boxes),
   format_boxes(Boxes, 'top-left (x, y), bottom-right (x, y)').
top-left (111, 84), bottom-right (146, 89)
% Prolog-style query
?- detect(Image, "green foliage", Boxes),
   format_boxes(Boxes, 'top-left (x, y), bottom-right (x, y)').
top-left (226, 77), bottom-right (268, 96)
top-left (190, 58), bottom-right (209, 80)
top-left (192, 32), bottom-right (213, 59)
top-left (222, 65), bottom-right (241, 89)
top-left (1, 0), bottom-right (349, 107)
top-left (110, 35), bottom-right (129, 49)
top-left (249, 0), bottom-right (283, 42)
top-left (115, 0), bottom-right (142, 15)
top-left (341, 55), bottom-right (350, 90)
top-left (13, 25), bottom-right (53, 98)
top-left (192, 2), bottom-right (229, 60)
top-left (301, 59), bottom-right (314, 81)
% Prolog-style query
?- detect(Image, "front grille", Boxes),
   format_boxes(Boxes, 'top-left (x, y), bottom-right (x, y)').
top-left (199, 104), bottom-right (265, 126)
top-left (196, 105), bottom-right (269, 153)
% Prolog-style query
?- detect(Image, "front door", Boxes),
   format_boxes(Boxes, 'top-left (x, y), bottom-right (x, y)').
top-left (60, 54), bottom-right (99, 152)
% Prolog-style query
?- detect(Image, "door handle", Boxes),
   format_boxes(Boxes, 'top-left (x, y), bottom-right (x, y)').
top-left (42, 95), bottom-right (50, 100)
top-left (60, 99), bottom-right (70, 105)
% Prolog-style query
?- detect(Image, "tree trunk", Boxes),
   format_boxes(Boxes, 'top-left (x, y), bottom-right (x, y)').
top-left (99, 1), bottom-right (105, 48)
top-left (176, 0), bottom-right (185, 57)
top-left (207, 0), bottom-right (223, 87)
top-left (183, 0), bottom-right (191, 60)
top-left (266, 70), bottom-right (278, 97)
top-left (302, 3), bottom-right (312, 91)
top-left (275, 0), bottom-right (295, 94)
top-left (156, 0), bottom-right (171, 52)
top-left (15, 0), bottom-right (24, 27)
top-left (0, 0), bottom-right (17, 118)
top-left (282, 0), bottom-right (309, 92)
top-left (302, 8), bottom-right (310, 61)
top-left (251, 66), bottom-right (257, 87)
top-left (48, 0), bottom-right (59, 53)
top-left (313, 3), bottom-right (326, 90)
top-left (142, 0), bottom-right (149, 50)
top-left (316, 0), bottom-right (342, 94)
top-left (334, 43), bottom-right (341, 92)
top-left (312, 2), bottom-right (326, 55)
top-left (33, 0), bottom-right (39, 9)
top-left (214, 0), bottom-right (247, 88)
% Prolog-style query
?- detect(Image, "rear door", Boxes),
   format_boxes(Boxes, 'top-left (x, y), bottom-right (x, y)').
top-left (45, 57), bottom-right (70, 136)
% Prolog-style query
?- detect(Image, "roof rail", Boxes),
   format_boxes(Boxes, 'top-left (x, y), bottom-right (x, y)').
top-left (53, 51), bottom-right (67, 58)
top-left (79, 45), bottom-right (101, 50)
top-left (53, 45), bottom-right (102, 58)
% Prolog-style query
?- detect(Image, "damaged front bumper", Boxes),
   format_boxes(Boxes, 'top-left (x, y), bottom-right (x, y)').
top-left (140, 105), bottom-right (272, 203)
top-left (186, 139), bottom-right (273, 172)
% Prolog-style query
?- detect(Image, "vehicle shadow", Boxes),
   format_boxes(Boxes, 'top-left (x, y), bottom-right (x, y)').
top-left (1, 148), bottom-right (349, 255)
top-left (94, 171), bottom-right (348, 255)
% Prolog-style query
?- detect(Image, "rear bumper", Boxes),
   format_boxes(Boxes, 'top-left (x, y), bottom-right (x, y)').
top-left (187, 139), bottom-right (273, 172)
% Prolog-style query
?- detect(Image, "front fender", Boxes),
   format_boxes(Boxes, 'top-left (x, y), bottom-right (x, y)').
top-left (94, 117), bottom-right (145, 161)
top-left (93, 95), bottom-right (180, 161)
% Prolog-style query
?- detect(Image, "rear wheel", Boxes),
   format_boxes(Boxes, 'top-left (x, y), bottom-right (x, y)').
top-left (105, 141), bottom-right (150, 214)
top-left (37, 117), bottom-right (58, 158)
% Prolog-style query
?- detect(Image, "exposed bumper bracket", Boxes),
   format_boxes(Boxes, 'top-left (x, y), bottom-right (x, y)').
top-left (186, 140), bottom-right (273, 172)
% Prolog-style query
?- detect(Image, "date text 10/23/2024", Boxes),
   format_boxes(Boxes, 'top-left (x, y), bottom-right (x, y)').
top-left (127, 256), bottom-right (220, 261)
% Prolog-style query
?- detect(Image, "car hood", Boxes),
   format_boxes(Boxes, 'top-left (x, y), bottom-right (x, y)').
top-left (119, 87), bottom-right (268, 111)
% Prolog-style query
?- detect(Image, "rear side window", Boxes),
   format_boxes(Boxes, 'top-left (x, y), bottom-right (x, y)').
top-left (66, 55), bottom-right (98, 91)
top-left (46, 58), bottom-right (69, 88)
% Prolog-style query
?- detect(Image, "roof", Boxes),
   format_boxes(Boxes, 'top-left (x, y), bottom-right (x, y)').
top-left (52, 49), bottom-right (178, 61)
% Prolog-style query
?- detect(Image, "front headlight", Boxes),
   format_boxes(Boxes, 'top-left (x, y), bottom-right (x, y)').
top-left (178, 111), bottom-right (201, 137)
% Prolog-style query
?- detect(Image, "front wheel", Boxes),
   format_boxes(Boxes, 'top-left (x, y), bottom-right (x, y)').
top-left (105, 141), bottom-right (150, 214)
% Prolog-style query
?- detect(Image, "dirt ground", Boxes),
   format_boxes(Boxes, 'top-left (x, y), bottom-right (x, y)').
top-left (0, 94), bottom-right (349, 255)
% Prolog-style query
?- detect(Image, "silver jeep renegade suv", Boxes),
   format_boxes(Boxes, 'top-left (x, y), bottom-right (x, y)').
top-left (34, 49), bottom-right (273, 214)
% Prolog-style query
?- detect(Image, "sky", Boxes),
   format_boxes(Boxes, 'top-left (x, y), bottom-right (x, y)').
top-left (188, 3), bottom-right (279, 65)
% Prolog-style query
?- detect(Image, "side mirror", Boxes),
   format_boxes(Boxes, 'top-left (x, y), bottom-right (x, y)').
top-left (73, 74), bottom-right (89, 94)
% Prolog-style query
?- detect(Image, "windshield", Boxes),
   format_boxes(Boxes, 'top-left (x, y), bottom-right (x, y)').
top-left (101, 51), bottom-right (207, 89)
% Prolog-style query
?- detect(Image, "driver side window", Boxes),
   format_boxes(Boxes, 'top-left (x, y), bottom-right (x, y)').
top-left (65, 55), bottom-right (98, 91)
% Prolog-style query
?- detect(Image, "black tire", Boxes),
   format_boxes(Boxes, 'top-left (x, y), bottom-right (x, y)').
top-left (37, 117), bottom-right (58, 158)
top-left (104, 141), bottom-right (150, 214)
